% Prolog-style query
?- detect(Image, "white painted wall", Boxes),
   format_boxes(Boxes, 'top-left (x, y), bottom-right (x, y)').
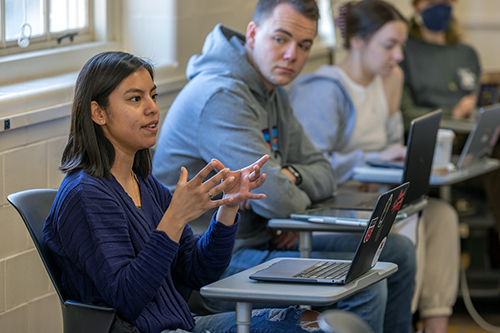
top-left (0, 0), bottom-right (498, 331)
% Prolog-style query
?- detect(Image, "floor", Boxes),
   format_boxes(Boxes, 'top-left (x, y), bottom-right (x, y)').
top-left (445, 186), bottom-right (500, 332)
top-left (417, 188), bottom-right (500, 333)
top-left (447, 296), bottom-right (500, 333)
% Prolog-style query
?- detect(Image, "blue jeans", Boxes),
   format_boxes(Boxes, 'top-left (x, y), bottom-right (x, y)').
top-left (203, 233), bottom-right (416, 333)
top-left (161, 306), bottom-right (325, 333)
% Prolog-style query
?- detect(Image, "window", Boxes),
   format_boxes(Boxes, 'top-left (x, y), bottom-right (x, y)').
top-left (318, 0), bottom-right (336, 47)
top-left (0, 0), bottom-right (117, 86)
top-left (1, 0), bottom-right (92, 56)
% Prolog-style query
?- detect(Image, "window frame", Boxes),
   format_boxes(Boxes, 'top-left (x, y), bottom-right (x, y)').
top-left (1, 0), bottom-right (93, 54)
top-left (0, 0), bottom-right (116, 86)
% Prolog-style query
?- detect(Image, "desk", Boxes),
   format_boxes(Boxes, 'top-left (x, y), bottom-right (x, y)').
top-left (200, 258), bottom-right (397, 333)
top-left (353, 158), bottom-right (500, 201)
top-left (440, 117), bottom-right (474, 134)
top-left (268, 219), bottom-right (364, 258)
top-left (268, 198), bottom-right (426, 258)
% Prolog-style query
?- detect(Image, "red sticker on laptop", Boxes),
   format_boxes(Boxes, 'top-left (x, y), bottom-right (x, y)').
top-left (392, 188), bottom-right (407, 213)
top-left (363, 217), bottom-right (378, 243)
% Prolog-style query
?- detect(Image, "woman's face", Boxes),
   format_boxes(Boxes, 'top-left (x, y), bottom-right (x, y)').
top-left (413, 0), bottom-right (456, 14)
top-left (98, 68), bottom-right (159, 156)
top-left (359, 20), bottom-right (408, 77)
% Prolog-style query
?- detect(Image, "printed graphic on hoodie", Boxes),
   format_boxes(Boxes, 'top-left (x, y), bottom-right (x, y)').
top-left (263, 127), bottom-right (278, 151)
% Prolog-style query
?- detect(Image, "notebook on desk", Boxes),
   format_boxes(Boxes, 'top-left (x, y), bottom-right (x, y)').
top-left (250, 182), bottom-right (409, 285)
top-left (452, 104), bottom-right (500, 169)
top-left (290, 110), bottom-right (442, 226)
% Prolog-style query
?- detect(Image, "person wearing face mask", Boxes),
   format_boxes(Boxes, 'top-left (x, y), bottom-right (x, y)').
top-left (290, 1), bottom-right (460, 333)
top-left (400, 0), bottom-right (481, 129)
top-left (403, 0), bottom-right (500, 294)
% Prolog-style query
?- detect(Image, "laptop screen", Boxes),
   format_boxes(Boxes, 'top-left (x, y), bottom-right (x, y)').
top-left (401, 109), bottom-right (442, 206)
top-left (457, 104), bottom-right (500, 168)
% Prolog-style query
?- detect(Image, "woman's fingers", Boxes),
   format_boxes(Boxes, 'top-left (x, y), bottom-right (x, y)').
top-left (176, 167), bottom-right (188, 187)
top-left (204, 167), bottom-right (231, 191)
top-left (183, 155), bottom-right (269, 211)
top-left (254, 154), bottom-right (270, 168)
top-left (190, 159), bottom-right (220, 185)
top-left (205, 171), bottom-right (238, 199)
top-left (252, 173), bottom-right (266, 190)
top-left (248, 165), bottom-right (260, 182)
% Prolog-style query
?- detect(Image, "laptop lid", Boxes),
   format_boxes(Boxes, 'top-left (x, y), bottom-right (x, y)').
top-left (342, 182), bottom-right (408, 284)
top-left (354, 109), bottom-right (441, 207)
top-left (456, 104), bottom-right (500, 169)
top-left (250, 182), bottom-right (410, 284)
top-left (291, 109), bottom-right (441, 223)
top-left (399, 109), bottom-right (442, 205)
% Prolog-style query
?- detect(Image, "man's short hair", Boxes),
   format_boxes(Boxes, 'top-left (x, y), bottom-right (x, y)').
top-left (251, 0), bottom-right (320, 25)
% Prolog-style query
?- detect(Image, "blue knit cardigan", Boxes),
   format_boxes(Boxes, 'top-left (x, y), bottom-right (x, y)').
top-left (43, 170), bottom-right (239, 332)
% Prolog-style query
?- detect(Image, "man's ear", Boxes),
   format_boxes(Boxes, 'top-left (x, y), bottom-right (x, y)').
top-left (91, 101), bottom-right (106, 125)
top-left (246, 21), bottom-right (258, 49)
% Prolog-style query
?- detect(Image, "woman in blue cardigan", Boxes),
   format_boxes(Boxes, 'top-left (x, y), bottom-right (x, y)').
top-left (42, 51), bottom-right (321, 333)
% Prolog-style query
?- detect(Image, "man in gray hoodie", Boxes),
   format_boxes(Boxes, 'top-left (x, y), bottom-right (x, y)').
top-left (153, 1), bottom-right (416, 332)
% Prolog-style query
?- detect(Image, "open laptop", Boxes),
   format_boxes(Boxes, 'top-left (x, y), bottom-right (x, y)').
top-left (452, 104), bottom-right (500, 169)
top-left (290, 110), bottom-right (442, 226)
top-left (250, 182), bottom-right (409, 285)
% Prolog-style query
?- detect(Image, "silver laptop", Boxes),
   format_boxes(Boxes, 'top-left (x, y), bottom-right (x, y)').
top-left (452, 104), bottom-right (500, 169)
top-left (250, 182), bottom-right (409, 285)
top-left (291, 110), bottom-right (442, 227)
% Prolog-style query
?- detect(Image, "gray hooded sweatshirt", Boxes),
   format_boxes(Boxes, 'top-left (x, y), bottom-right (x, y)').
top-left (153, 24), bottom-right (336, 250)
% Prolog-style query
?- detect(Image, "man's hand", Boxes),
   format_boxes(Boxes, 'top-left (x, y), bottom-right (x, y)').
top-left (272, 230), bottom-right (299, 249)
top-left (379, 143), bottom-right (407, 161)
top-left (452, 94), bottom-right (476, 119)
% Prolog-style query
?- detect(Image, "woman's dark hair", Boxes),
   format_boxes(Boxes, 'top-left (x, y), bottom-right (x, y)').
top-left (60, 51), bottom-right (155, 179)
top-left (338, 0), bottom-right (406, 49)
top-left (252, 0), bottom-right (320, 26)
top-left (409, 0), bottom-right (461, 44)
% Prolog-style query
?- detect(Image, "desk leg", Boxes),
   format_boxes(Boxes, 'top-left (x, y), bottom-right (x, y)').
top-left (299, 231), bottom-right (312, 258)
top-left (440, 185), bottom-right (452, 203)
top-left (236, 302), bottom-right (252, 333)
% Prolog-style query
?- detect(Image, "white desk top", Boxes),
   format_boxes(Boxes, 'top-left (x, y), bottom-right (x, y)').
top-left (268, 198), bottom-right (427, 233)
top-left (353, 158), bottom-right (500, 185)
top-left (268, 218), bottom-right (366, 233)
top-left (200, 258), bottom-right (397, 307)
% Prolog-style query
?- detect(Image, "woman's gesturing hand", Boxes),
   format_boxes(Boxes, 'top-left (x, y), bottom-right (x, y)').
top-left (159, 155), bottom-right (269, 240)
top-left (213, 154), bottom-right (268, 226)
top-left (215, 155), bottom-right (269, 208)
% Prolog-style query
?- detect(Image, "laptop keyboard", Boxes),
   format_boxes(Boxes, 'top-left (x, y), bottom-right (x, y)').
top-left (293, 261), bottom-right (350, 280)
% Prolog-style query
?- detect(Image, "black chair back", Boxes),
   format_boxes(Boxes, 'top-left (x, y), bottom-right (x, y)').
top-left (7, 189), bottom-right (116, 333)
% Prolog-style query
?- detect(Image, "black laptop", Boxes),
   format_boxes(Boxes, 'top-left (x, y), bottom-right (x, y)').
top-left (250, 183), bottom-right (409, 284)
top-left (452, 104), bottom-right (500, 169)
top-left (290, 110), bottom-right (442, 226)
